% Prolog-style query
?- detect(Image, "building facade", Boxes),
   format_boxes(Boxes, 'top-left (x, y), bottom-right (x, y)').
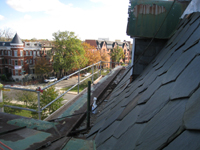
top-left (85, 39), bottom-right (132, 68)
top-left (0, 33), bottom-right (49, 81)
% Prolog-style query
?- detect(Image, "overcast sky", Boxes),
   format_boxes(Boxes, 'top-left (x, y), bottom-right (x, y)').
top-left (0, 0), bottom-right (132, 42)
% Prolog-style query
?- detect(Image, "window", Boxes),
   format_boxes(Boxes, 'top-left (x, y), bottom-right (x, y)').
top-left (33, 59), bottom-right (35, 64)
top-left (26, 51), bottom-right (28, 56)
top-left (34, 43), bottom-right (37, 46)
top-left (8, 51), bottom-right (10, 56)
top-left (30, 59), bottom-right (32, 64)
top-left (5, 59), bottom-right (7, 64)
top-left (2, 59), bottom-right (4, 64)
top-left (33, 51), bottom-right (36, 57)
top-left (14, 51), bottom-right (17, 57)
top-left (1, 51), bottom-right (3, 55)
top-left (15, 60), bottom-right (18, 65)
top-left (37, 51), bottom-right (40, 56)
top-left (20, 50), bottom-right (23, 56)
top-left (21, 60), bottom-right (23, 66)
top-left (30, 51), bottom-right (32, 56)
top-left (5, 51), bottom-right (7, 55)
top-left (15, 70), bottom-right (18, 75)
top-left (26, 60), bottom-right (29, 64)
top-left (9, 59), bottom-right (11, 64)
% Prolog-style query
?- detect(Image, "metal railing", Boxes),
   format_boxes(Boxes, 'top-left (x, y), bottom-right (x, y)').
top-left (0, 61), bottom-right (129, 119)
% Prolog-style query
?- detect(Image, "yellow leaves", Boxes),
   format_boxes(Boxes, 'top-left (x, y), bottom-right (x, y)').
top-left (82, 42), bottom-right (101, 65)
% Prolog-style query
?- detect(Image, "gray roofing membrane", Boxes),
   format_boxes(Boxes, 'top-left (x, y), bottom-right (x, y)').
top-left (88, 12), bottom-right (200, 150)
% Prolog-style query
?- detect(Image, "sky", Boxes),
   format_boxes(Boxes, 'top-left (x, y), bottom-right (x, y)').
top-left (0, 0), bottom-right (132, 42)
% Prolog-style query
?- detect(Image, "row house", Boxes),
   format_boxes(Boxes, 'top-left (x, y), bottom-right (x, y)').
top-left (85, 39), bottom-right (132, 68)
top-left (0, 33), bottom-right (48, 81)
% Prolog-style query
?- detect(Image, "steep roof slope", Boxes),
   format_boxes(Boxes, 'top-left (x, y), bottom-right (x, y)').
top-left (11, 33), bottom-right (23, 45)
top-left (88, 12), bottom-right (200, 150)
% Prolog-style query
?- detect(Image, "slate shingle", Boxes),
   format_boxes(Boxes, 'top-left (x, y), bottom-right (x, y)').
top-left (135, 100), bottom-right (187, 150)
top-left (170, 55), bottom-right (200, 100)
top-left (91, 12), bottom-right (200, 150)
top-left (163, 130), bottom-right (200, 150)
top-left (136, 82), bottom-right (173, 123)
top-left (184, 87), bottom-right (200, 130)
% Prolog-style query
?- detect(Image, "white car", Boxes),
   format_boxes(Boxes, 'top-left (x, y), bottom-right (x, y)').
top-left (44, 77), bottom-right (58, 83)
top-left (84, 73), bottom-right (91, 77)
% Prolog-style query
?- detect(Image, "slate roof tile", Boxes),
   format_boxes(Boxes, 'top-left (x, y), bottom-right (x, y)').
top-left (99, 108), bottom-right (124, 132)
top-left (173, 20), bottom-right (199, 51)
top-left (113, 105), bottom-right (142, 138)
top-left (117, 94), bottom-right (142, 120)
top-left (87, 118), bottom-right (106, 138)
top-left (136, 82), bottom-right (173, 123)
top-left (91, 12), bottom-right (200, 150)
top-left (189, 12), bottom-right (200, 25)
top-left (95, 121), bottom-right (120, 147)
top-left (156, 48), bottom-right (183, 76)
top-left (135, 100), bottom-right (187, 150)
top-left (137, 75), bottom-right (163, 104)
top-left (184, 87), bottom-right (200, 130)
top-left (163, 130), bottom-right (200, 150)
top-left (97, 137), bottom-right (117, 150)
top-left (111, 124), bottom-right (146, 150)
top-left (162, 41), bottom-right (200, 84)
top-left (152, 46), bottom-right (171, 68)
top-left (154, 47), bottom-right (175, 70)
top-left (182, 25), bottom-right (200, 50)
top-left (170, 55), bottom-right (200, 100)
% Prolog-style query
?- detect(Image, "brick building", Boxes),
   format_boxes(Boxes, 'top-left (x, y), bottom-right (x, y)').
top-left (85, 39), bottom-right (132, 68)
top-left (0, 33), bottom-right (50, 81)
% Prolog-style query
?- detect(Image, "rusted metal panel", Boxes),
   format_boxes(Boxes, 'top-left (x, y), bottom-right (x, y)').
top-left (133, 4), bottom-right (166, 17)
top-left (127, 0), bottom-right (190, 39)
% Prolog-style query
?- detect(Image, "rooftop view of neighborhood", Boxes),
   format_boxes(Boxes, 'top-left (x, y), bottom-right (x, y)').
top-left (1, 0), bottom-right (200, 150)
top-left (0, 31), bottom-right (132, 83)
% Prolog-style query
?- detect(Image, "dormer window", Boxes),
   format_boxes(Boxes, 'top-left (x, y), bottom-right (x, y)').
top-left (34, 43), bottom-right (37, 46)
top-left (27, 43), bottom-right (30, 46)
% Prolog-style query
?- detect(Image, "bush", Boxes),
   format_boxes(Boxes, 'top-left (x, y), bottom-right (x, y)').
top-left (1, 75), bottom-right (7, 81)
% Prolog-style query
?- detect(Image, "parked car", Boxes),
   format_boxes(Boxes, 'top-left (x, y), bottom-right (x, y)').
top-left (44, 77), bottom-right (58, 83)
top-left (84, 73), bottom-right (91, 77)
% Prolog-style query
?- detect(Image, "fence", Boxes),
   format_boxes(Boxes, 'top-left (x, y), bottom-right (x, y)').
top-left (0, 61), bottom-right (129, 120)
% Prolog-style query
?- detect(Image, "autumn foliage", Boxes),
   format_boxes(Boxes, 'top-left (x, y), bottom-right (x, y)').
top-left (82, 42), bottom-right (101, 65)
top-left (35, 57), bottom-right (52, 75)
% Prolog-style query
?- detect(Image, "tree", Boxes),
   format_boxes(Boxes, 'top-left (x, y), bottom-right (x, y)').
top-left (17, 91), bottom-right (37, 107)
top-left (0, 28), bottom-right (14, 41)
top-left (35, 57), bottom-right (52, 79)
top-left (82, 42), bottom-right (101, 66)
top-left (101, 52), bottom-right (110, 68)
top-left (52, 31), bottom-right (87, 77)
top-left (40, 86), bottom-right (63, 119)
top-left (110, 46), bottom-right (125, 67)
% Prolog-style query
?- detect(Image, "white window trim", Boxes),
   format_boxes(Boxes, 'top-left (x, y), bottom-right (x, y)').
top-left (20, 50), bottom-right (23, 56)
top-left (14, 50), bottom-right (18, 57)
